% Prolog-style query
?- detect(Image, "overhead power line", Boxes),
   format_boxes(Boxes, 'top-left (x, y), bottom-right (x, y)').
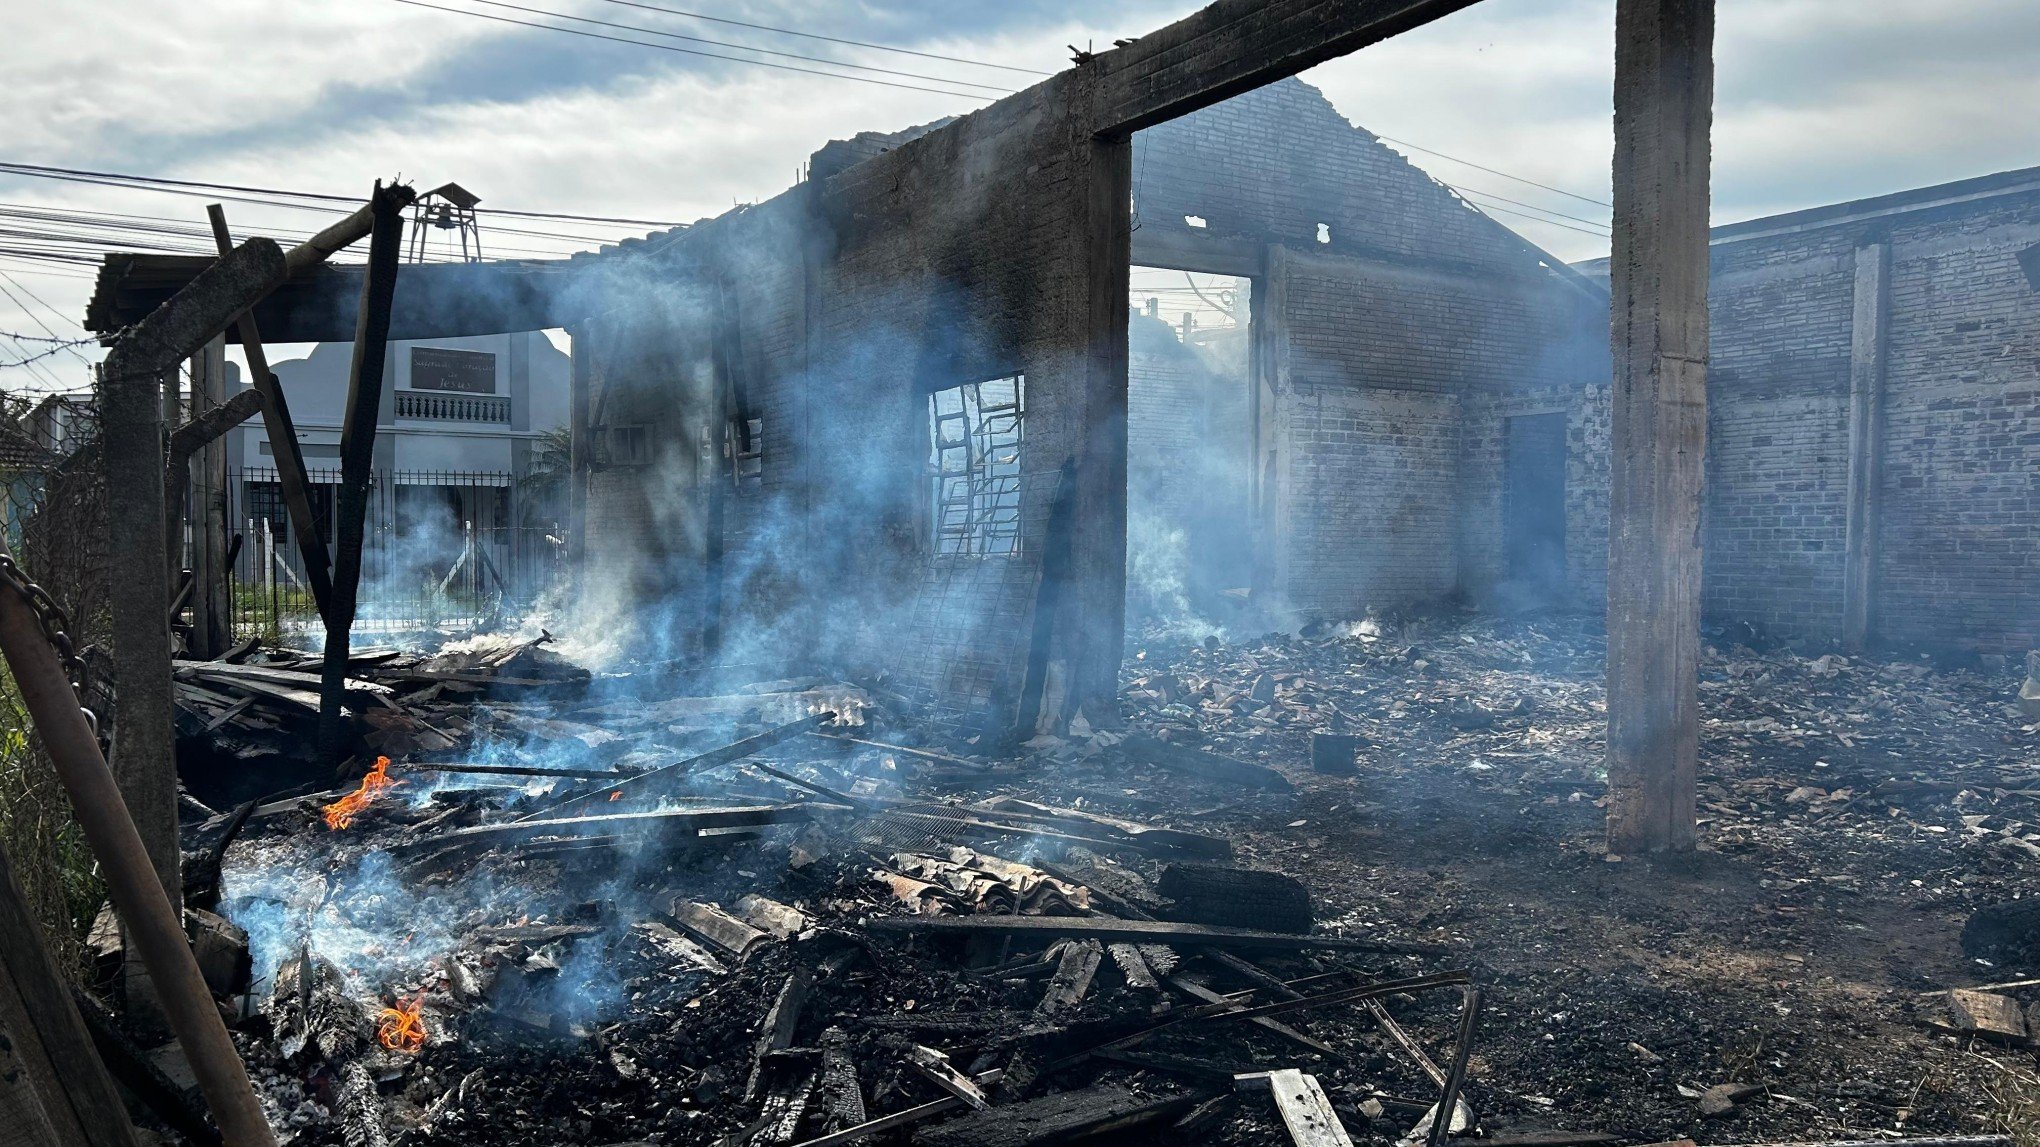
top-left (0, 161), bottom-right (690, 228)
top-left (390, 0), bottom-right (999, 101)
top-left (1372, 134), bottom-right (1612, 209)
top-left (463, 0), bottom-right (1014, 94)
top-left (592, 0), bottom-right (1051, 76)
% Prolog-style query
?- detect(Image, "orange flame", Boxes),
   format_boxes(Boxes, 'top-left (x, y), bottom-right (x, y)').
top-left (375, 995), bottom-right (427, 1053)
top-left (323, 756), bottom-right (400, 830)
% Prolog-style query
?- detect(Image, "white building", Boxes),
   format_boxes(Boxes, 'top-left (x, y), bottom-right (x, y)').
top-left (223, 330), bottom-right (573, 608)
top-left (229, 330), bottom-right (571, 475)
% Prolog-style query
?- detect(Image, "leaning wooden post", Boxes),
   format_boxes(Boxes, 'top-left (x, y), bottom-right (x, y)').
top-left (0, 836), bottom-right (140, 1147)
top-left (319, 184), bottom-right (405, 762)
top-left (0, 541), bottom-right (277, 1146)
top-left (1604, 0), bottom-right (1714, 854)
top-left (208, 204), bottom-right (336, 624)
top-left (101, 238), bottom-right (290, 904)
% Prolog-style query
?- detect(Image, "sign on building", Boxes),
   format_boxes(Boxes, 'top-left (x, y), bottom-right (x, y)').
top-left (410, 347), bottom-right (497, 394)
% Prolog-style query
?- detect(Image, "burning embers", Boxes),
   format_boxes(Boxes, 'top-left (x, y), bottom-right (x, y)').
top-left (376, 995), bottom-right (427, 1053)
top-left (324, 756), bottom-right (401, 830)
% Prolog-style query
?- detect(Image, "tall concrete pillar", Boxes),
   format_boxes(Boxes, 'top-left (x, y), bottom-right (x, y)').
top-left (1841, 240), bottom-right (1890, 652)
top-left (1061, 132), bottom-right (1133, 730)
top-left (189, 337), bottom-right (231, 659)
top-left (1605, 0), bottom-right (1715, 854)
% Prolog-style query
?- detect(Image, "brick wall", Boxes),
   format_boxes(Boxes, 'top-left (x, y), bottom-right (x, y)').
top-left (1696, 186), bottom-right (2040, 654)
top-left (1278, 384), bottom-right (1460, 612)
top-left (1702, 235), bottom-right (1857, 642)
top-left (1874, 196), bottom-right (2040, 653)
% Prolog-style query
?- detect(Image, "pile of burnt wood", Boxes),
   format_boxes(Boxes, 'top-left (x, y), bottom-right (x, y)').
top-left (139, 679), bottom-right (1500, 1147)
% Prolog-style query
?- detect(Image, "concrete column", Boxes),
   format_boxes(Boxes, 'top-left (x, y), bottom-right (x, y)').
top-left (1061, 132), bottom-right (1133, 729)
top-left (190, 337), bottom-right (230, 659)
top-left (1605, 0), bottom-right (1714, 855)
top-left (1841, 240), bottom-right (1890, 652)
top-left (100, 362), bottom-right (181, 903)
top-left (1251, 244), bottom-right (1290, 601)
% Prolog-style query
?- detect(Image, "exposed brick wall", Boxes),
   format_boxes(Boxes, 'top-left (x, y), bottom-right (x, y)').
top-left (1874, 197), bottom-right (2040, 654)
top-left (1696, 188), bottom-right (2040, 654)
top-left (1702, 241), bottom-right (1856, 642)
top-left (1277, 385), bottom-right (1460, 612)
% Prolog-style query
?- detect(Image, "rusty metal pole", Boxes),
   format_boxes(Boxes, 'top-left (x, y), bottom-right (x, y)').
top-left (0, 544), bottom-right (276, 1147)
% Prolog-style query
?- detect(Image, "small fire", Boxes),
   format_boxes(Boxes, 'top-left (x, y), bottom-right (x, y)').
top-left (323, 756), bottom-right (401, 830)
top-left (375, 995), bottom-right (427, 1053)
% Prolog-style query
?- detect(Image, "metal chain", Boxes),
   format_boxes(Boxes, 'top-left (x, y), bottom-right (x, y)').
top-left (0, 553), bottom-right (98, 731)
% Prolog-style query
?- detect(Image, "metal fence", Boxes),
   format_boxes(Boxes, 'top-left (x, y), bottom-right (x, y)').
top-left (220, 466), bottom-right (567, 639)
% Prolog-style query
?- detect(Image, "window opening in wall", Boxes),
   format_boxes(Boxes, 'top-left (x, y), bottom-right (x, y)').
top-left (735, 417), bottom-right (763, 493)
top-left (928, 375), bottom-right (1024, 557)
top-left (604, 424), bottom-right (650, 466)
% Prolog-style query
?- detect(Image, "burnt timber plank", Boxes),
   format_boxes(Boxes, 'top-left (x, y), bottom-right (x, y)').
top-left (0, 840), bottom-right (139, 1147)
top-left (911, 1085), bottom-right (1198, 1147)
top-left (1235, 1069), bottom-right (1353, 1147)
top-left (395, 803), bottom-right (814, 855)
top-left (866, 914), bottom-right (1446, 956)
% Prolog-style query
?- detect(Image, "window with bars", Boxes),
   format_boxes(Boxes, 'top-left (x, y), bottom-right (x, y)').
top-left (928, 375), bottom-right (1024, 557)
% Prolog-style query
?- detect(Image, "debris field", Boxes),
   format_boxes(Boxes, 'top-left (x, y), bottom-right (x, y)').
top-left (121, 613), bottom-right (2039, 1147)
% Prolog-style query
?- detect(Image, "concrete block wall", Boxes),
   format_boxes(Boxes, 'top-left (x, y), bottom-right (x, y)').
top-left (1274, 251), bottom-right (1605, 617)
top-left (1702, 237), bottom-right (1856, 642)
top-left (1458, 380), bottom-right (1612, 604)
top-left (1697, 185), bottom-right (2040, 654)
top-left (1278, 384), bottom-right (1460, 613)
top-left (1874, 197), bottom-right (2040, 653)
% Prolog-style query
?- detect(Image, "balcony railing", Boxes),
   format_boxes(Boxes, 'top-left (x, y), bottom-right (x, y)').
top-left (395, 391), bottom-right (510, 423)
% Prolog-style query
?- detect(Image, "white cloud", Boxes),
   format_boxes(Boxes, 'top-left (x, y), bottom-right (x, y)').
top-left (3, 0), bottom-right (2035, 392)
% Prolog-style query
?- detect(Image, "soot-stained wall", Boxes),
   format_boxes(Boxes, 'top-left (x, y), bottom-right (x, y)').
top-left (1698, 173), bottom-right (2040, 655)
top-left (1129, 80), bottom-right (1609, 619)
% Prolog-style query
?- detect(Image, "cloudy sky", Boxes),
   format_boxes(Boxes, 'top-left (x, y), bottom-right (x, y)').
top-left (2, 0), bottom-right (2034, 393)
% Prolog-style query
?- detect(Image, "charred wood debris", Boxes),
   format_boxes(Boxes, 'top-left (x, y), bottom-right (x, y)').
top-left (89, 614), bottom-right (2033, 1147)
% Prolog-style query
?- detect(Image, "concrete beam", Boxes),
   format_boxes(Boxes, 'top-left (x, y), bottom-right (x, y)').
top-left (1841, 240), bottom-right (1890, 653)
top-left (1089, 0), bottom-right (1481, 135)
top-left (1131, 227), bottom-right (1265, 277)
top-left (1604, 0), bottom-right (1714, 855)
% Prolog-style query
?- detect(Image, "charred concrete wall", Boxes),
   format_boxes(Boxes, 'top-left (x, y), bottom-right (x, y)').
top-left (575, 75), bottom-right (1122, 728)
top-left (1698, 172), bottom-right (2040, 655)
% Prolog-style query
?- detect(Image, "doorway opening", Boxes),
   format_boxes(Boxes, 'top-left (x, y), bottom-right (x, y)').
top-left (1502, 412), bottom-right (1567, 592)
top-left (1125, 266), bottom-right (1254, 636)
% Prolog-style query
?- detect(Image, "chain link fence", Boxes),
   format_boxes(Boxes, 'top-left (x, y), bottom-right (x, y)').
top-left (0, 387), bottom-right (108, 978)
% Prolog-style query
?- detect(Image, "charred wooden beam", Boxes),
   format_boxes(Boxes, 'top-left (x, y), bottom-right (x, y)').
top-left (398, 803), bottom-right (817, 857)
top-left (784, 1069), bottom-right (1003, 1147)
top-left (906, 1045), bottom-right (990, 1111)
top-left (1165, 975), bottom-right (1333, 1057)
top-left (1235, 1069), bottom-right (1354, 1147)
top-left (0, 530), bottom-right (275, 1146)
top-left (320, 183), bottom-right (406, 762)
top-left (865, 914), bottom-right (1448, 956)
top-left (529, 712), bottom-right (838, 820)
top-left (0, 840), bottom-right (139, 1147)
top-left (209, 204), bottom-right (335, 622)
top-left (1121, 733), bottom-right (1291, 791)
top-left (911, 1085), bottom-right (1198, 1147)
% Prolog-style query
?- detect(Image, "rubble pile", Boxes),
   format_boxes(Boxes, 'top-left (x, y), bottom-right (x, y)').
top-left (91, 611), bottom-right (2037, 1146)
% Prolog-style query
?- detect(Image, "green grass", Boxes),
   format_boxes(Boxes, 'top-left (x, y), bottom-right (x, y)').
top-left (0, 672), bottom-right (104, 980)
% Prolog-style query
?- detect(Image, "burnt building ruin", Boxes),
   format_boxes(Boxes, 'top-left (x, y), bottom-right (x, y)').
top-left (26, 1), bottom-right (2040, 1142)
